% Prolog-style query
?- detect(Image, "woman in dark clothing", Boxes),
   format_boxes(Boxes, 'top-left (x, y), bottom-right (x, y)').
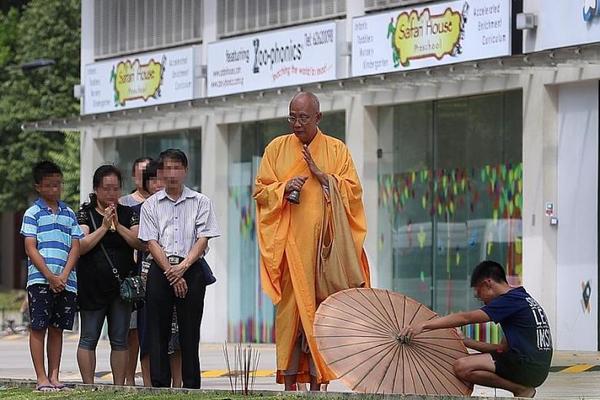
top-left (76, 165), bottom-right (142, 385)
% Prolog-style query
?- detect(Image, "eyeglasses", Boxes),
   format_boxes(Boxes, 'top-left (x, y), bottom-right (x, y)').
top-left (287, 115), bottom-right (314, 125)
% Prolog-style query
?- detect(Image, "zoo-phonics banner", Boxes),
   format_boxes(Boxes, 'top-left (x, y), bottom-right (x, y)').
top-left (207, 21), bottom-right (337, 97)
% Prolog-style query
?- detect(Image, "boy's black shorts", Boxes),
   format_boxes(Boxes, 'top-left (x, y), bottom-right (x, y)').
top-left (492, 350), bottom-right (550, 388)
top-left (27, 284), bottom-right (77, 331)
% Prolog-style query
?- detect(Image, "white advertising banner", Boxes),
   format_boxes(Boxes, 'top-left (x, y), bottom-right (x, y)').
top-left (352, 0), bottom-right (512, 77)
top-left (84, 47), bottom-right (195, 114)
top-left (526, 2), bottom-right (600, 51)
top-left (207, 22), bottom-right (337, 97)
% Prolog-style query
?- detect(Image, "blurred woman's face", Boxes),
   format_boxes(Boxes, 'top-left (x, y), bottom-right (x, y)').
top-left (147, 177), bottom-right (164, 195)
top-left (95, 174), bottom-right (122, 207)
top-left (134, 160), bottom-right (150, 191)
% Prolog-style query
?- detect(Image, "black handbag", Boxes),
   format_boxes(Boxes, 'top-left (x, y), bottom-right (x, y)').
top-left (200, 257), bottom-right (216, 286)
top-left (89, 210), bottom-right (145, 303)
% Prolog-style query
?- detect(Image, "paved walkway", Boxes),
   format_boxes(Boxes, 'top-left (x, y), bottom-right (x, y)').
top-left (1, 334), bottom-right (599, 398)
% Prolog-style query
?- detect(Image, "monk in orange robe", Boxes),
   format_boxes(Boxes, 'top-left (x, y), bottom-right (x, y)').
top-left (253, 92), bottom-right (370, 390)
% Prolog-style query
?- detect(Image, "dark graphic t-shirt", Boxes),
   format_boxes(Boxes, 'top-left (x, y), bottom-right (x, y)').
top-left (481, 287), bottom-right (553, 366)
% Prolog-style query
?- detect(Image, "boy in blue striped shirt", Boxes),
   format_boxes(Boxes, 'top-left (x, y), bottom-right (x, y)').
top-left (20, 161), bottom-right (83, 392)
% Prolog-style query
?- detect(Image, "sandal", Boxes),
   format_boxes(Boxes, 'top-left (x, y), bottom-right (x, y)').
top-left (35, 384), bottom-right (58, 392)
top-left (53, 383), bottom-right (73, 391)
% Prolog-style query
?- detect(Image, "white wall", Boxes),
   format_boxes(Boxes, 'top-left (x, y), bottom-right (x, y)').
top-left (524, 0), bottom-right (600, 52)
top-left (556, 81), bottom-right (599, 351)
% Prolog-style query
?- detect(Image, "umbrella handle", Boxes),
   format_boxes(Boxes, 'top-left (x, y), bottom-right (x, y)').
top-left (396, 334), bottom-right (411, 345)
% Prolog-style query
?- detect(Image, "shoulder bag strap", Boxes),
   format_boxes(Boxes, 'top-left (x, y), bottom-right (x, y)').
top-left (88, 210), bottom-right (122, 283)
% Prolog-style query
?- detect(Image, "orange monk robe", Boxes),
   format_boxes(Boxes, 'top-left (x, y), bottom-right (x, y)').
top-left (253, 129), bottom-right (371, 384)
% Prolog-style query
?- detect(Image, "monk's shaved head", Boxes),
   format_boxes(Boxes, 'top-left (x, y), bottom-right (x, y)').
top-left (288, 91), bottom-right (322, 144)
top-left (290, 91), bottom-right (320, 113)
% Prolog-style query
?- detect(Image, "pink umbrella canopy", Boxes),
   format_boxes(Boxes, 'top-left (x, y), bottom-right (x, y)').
top-left (314, 288), bottom-right (473, 395)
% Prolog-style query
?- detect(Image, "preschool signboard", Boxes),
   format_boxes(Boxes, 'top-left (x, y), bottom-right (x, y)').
top-left (352, 0), bottom-right (512, 77)
top-left (84, 46), bottom-right (195, 114)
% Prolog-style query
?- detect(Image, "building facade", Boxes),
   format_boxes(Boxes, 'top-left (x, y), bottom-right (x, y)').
top-left (23, 0), bottom-right (599, 351)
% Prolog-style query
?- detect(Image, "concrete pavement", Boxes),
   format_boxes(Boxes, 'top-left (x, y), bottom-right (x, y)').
top-left (1, 333), bottom-right (599, 398)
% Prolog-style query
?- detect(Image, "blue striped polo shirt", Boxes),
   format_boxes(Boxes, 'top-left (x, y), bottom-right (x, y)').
top-left (20, 198), bottom-right (84, 293)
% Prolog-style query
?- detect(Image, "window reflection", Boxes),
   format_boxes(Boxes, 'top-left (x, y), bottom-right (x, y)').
top-left (378, 91), bottom-right (522, 344)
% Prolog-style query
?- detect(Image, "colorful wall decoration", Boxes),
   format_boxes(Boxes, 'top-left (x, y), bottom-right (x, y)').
top-left (378, 162), bottom-right (523, 343)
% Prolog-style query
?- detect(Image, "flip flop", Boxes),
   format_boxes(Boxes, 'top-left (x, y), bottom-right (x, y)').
top-left (35, 384), bottom-right (58, 392)
top-left (52, 383), bottom-right (72, 391)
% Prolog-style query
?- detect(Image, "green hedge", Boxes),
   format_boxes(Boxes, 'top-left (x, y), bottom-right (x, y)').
top-left (0, 290), bottom-right (26, 311)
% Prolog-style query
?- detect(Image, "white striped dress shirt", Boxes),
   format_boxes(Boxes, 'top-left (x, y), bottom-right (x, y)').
top-left (138, 186), bottom-right (220, 257)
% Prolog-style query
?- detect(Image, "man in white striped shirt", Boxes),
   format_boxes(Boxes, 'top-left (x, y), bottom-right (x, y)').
top-left (138, 148), bottom-right (220, 389)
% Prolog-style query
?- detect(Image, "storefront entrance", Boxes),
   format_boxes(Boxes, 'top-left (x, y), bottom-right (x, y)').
top-left (377, 91), bottom-right (523, 342)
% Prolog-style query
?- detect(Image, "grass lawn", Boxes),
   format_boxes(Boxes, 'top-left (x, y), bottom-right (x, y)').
top-left (0, 387), bottom-right (316, 400)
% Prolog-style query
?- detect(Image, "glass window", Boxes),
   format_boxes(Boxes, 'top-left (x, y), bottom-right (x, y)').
top-left (228, 112), bottom-right (345, 342)
top-left (109, 129), bottom-right (202, 193)
top-left (378, 91), bottom-right (522, 344)
top-left (377, 102), bottom-right (433, 307)
top-left (113, 136), bottom-right (143, 192)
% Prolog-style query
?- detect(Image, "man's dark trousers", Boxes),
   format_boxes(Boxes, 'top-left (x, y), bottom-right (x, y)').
top-left (146, 259), bottom-right (206, 388)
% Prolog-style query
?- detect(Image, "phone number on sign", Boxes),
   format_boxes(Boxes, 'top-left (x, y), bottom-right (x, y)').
top-left (305, 28), bottom-right (334, 47)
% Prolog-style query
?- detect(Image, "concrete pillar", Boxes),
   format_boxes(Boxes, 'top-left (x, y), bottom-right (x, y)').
top-left (80, 0), bottom-right (94, 113)
top-left (345, 95), bottom-right (380, 286)
top-left (79, 0), bottom-right (97, 201)
top-left (521, 71), bottom-right (559, 340)
top-left (199, 0), bottom-right (217, 98)
top-left (79, 130), bottom-right (106, 201)
top-left (344, 0), bottom-right (365, 78)
top-left (376, 107), bottom-right (395, 290)
top-left (200, 114), bottom-right (229, 342)
top-left (202, 0), bottom-right (217, 55)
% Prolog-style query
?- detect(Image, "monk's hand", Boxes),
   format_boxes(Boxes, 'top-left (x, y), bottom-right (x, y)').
top-left (173, 277), bottom-right (188, 298)
top-left (302, 145), bottom-right (328, 186)
top-left (285, 176), bottom-right (308, 196)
